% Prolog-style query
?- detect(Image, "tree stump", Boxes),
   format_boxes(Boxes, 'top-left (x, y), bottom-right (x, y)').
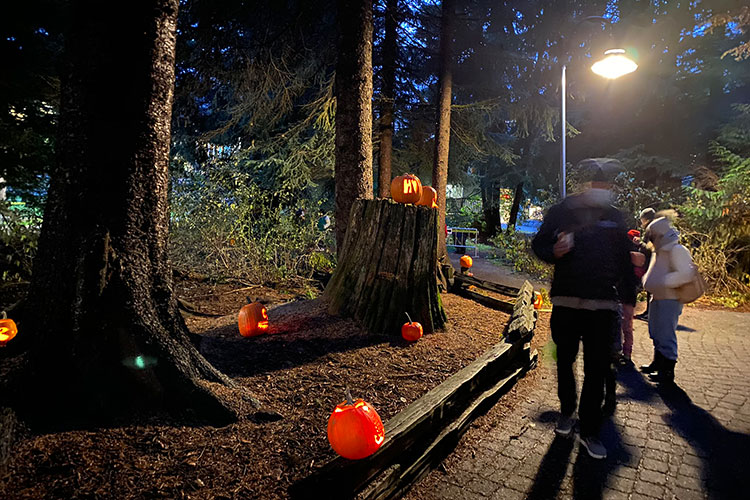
top-left (324, 199), bottom-right (447, 334)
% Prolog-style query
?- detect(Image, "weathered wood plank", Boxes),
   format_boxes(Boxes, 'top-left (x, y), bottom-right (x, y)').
top-left (453, 273), bottom-right (520, 297)
top-left (454, 287), bottom-right (515, 314)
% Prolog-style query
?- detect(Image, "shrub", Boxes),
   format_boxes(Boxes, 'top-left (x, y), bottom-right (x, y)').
top-left (490, 229), bottom-right (552, 281)
top-left (0, 201), bottom-right (41, 283)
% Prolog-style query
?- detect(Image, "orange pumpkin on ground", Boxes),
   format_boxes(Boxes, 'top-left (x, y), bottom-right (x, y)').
top-left (390, 173), bottom-right (422, 204)
top-left (0, 318), bottom-right (18, 347)
top-left (238, 302), bottom-right (269, 337)
top-left (534, 292), bottom-right (543, 310)
top-left (401, 312), bottom-right (423, 342)
top-left (327, 389), bottom-right (385, 460)
top-left (460, 255), bottom-right (473, 269)
top-left (418, 186), bottom-right (438, 208)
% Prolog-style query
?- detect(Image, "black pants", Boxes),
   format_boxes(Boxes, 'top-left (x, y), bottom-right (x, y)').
top-left (551, 306), bottom-right (617, 437)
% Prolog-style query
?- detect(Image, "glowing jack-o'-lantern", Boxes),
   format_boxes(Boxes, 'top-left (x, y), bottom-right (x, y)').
top-left (401, 312), bottom-right (423, 342)
top-left (327, 388), bottom-right (385, 460)
top-left (0, 318), bottom-right (18, 347)
top-left (533, 292), bottom-right (543, 310)
top-left (391, 173), bottom-right (423, 204)
top-left (238, 302), bottom-right (269, 337)
top-left (460, 255), bottom-right (473, 270)
top-left (418, 186), bottom-right (438, 208)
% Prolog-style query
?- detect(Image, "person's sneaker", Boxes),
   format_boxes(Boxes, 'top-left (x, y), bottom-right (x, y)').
top-left (578, 435), bottom-right (607, 459)
top-left (617, 355), bottom-right (634, 368)
top-left (555, 414), bottom-right (575, 436)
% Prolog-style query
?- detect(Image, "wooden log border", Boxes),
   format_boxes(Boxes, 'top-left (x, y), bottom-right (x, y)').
top-left (289, 281), bottom-right (539, 500)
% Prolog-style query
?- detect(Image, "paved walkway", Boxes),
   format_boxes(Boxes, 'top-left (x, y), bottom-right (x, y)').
top-left (407, 306), bottom-right (750, 500)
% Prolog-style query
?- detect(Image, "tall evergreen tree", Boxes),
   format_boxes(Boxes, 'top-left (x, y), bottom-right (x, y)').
top-left (377, 0), bottom-right (398, 198)
top-left (334, 0), bottom-right (375, 252)
top-left (20, 0), bottom-right (239, 427)
top-left (432, 0), bottom-right (455, 258)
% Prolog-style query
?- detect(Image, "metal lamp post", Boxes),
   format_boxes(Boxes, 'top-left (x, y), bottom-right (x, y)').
top-left (560, 48), bottom-right (638, 199)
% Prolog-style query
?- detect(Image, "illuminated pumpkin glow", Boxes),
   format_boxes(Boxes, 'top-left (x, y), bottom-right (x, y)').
top-left (238, 302), bottom-right (269, 337)
top-left (391, 174), bottom-right (423, 204)
top-left (533, 292), bottom-right (543, 310)
top-left (327, 389), bottom-right (385, 460)
top-left (401, 312), bottom-right (423, 342)
top-left (460, 255), bottom-right (473, 269)
top-left (418, 186), bottom-right (438, 209)
top-left (0, 318), bottom-right (18, 347)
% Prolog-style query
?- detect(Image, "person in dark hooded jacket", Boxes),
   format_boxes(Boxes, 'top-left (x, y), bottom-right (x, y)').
top-left (532, 170), bottom-right (636, 460)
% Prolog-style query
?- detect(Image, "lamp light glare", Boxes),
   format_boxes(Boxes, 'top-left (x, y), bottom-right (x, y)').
top-left (591, 49), bottom-right (638, 79)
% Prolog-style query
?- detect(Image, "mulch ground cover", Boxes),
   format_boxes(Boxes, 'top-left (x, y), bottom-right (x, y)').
top-left (1, 280), bottom-right (515, 499)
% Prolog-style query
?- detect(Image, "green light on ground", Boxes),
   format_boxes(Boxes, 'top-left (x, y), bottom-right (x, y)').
top-left (134, 355), bottom-right (146, 369)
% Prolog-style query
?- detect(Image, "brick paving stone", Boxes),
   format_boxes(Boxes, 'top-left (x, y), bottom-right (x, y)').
top-left (404, 308), bottom-right (750, 500)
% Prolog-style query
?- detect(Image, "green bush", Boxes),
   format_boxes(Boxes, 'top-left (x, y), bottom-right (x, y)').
top-left (490, 229), bottom-right (552, 281)
top-left (169, 157), bottom-right (335, 285)
top-left (0, 201), bottom-right (41, 283)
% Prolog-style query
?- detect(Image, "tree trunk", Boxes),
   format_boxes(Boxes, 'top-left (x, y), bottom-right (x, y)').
top-left (377, 0), bottom-right (398, 198)
top-left (480, 173), bottom-right (500, 238)
top-left (335, 0), bottom-right (374, 254)
top-left (19, 0), bottom-right (239, 427)
top-left (324, 199), bottom-right (446, 334)
top-left (508, 182), bottom-right (524, 230)
top-left (431, 0), bottom-right (455, 260)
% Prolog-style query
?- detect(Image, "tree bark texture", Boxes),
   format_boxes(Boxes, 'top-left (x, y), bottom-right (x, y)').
top-left (324, 199), bottom-right (447, 335)
top-left (335, 0), bottom-right (374, 254)
top-left (508, 182), bottom-right (524, 230)
top-left (377, 0), bottom-right (398, 198)
top-left (21, 0), bottom-right (237, 427)
top-left (431, 0), bottom-right (455, 260)
top-left (480, 175), bottom-right (500, 238)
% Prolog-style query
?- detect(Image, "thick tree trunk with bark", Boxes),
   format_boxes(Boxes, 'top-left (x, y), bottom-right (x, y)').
top-left (508, 182), bottom-right (524, 230)
top-left (377, 0), bottom-right (398, 198)
top-left (324, 199), bottom-right (446, 335)
top-left (19, 0), bottom-right (240, 427)
top-left (431, 0), bottom-right (455, 260)
top-left (335, 0), bottom-right (374, 254)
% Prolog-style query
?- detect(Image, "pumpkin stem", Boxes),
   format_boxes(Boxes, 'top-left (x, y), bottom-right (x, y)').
top-left (404, 312), bottom-right (412, 325)
top-left (0, 311), bottom-right (6, 320)
top-left (245, 295), bottom-right (253, 305)
top-left (345, 386), bottom-right (354, 406)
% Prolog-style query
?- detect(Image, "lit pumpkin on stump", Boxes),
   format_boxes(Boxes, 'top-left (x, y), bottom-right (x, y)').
top-left (327, 388), bottom-right (385, 460)
top-left (390, 173), bottom-right (422, 204)
top-left (0, 317), bottom-right (18, 347)
top-left (401, 312), bottom-right (423, 342)
top-left (418, 186), bottom-right (438, 208)
top-left (238, 301), bottom-right (269, 337)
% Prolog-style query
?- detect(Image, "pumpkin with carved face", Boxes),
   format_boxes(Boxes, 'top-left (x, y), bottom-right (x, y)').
top-left (391, 174), bottom-right (422, 204)
top-left (0, 318), bottom-right (17, 347)
top-left (238, 302), bottom-right (269, 337)
top-left (327, 391), bottom-right (385, 460)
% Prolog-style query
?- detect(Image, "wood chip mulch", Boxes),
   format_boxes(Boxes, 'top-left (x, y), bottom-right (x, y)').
top-left (1, 284), bottom-right (522, 500)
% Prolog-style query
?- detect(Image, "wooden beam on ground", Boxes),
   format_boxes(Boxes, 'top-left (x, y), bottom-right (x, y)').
top-left (454, 287), bottom-right (515, 314)
top-left (453, 273), bottom-right (520, 297)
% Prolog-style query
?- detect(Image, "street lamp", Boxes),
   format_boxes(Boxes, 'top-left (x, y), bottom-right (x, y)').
top-left (560, 48), bottom-right (638, 198)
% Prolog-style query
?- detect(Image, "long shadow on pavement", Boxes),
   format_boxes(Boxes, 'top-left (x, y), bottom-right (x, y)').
top-left (615, 365), bottom-right (749, 499)
top-left (527, 412), bottom-right (630, 500)
top-left (658, 385), bottom-right (750, 500)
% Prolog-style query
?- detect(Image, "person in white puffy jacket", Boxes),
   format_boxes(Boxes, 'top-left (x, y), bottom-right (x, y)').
top-left (640, 216), bottom-right (695, 383)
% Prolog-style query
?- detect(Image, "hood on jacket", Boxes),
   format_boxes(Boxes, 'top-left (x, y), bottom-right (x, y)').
top-left (646, 217), bottom-right (679, 250)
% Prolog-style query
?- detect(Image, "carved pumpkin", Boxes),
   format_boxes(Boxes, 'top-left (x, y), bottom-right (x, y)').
top-left (327, 389), bottom-right (385, 460)
top-left (238, 302), bottom-right (269, 337)
top-left (401, 312), bottom-right (423, 342)
top-left (533, 292), bottom-right (543, 310)
top-left (418, 186), bottom-right (438, 208)
top-left (460, 255), bottom-right (473, 269)
top-left (0, 318), bottom-right (18, 347)
top-left (390, 173), bottom-right (422, 204)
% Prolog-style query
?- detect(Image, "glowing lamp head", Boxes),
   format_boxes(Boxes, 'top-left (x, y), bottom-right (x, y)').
top-left (591, 49), bottom-right (638, 79)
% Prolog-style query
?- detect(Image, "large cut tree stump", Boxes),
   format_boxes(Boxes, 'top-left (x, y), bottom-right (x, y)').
top-left (324, 199), bottom-right (447, 334)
